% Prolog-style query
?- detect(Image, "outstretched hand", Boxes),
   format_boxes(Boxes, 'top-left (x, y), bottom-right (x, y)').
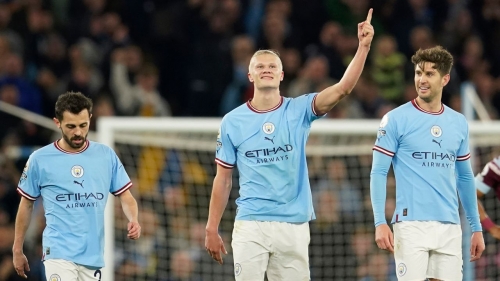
top-left (358, 8), bottom-right (374, 47)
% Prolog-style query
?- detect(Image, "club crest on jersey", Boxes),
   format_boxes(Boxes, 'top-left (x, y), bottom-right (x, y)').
top-left (71, 165), bottom-right (84, 178)
top-left (430, 125), bottom-right (442, 138)
top-left (397, 263), bottom-right (407, 276)
top-left (234, 263), bottom-right (242, 276)
top-left (49, 274), bottom-right (61, 281)
top-left (262, 122), bottom-right (275, 134)
top-left (379, 114), bottom-right (389, 128)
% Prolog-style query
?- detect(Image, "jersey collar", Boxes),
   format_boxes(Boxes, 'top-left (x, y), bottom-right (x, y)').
top-left (247, 97), bottom-right (283, 113)
top-left (411, 99), bottom-right (444, 115)
top-left (54, 139), bottom-right (90, 154)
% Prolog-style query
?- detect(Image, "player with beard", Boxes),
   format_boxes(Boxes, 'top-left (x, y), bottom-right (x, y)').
top-left (12, 91), bottom-right (141, 280)
top-left (370, 46), bottom-right (485, 280)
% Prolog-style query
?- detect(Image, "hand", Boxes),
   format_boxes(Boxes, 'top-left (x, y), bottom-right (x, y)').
top-left (127, 221), bottom-right (141, 240)
top-left (12, 251), bottom-right (29, 279)
top-left (358, 8), bottom-right (374, 48)
top-left (375, 224), bottom-right (394, 253)
top-left (205, 229), bottom-right (227, 264)
top-left (487, 224), bottom-right (500, 240)
top-left (470, 232), bottom-right (485, 262)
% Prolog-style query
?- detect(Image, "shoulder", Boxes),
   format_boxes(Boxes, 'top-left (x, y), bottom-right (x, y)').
top-left (29, 142), bottom-right (57, 159)
top-left (222, 103), bottom-right (252, 125)
top-left (88, 141), bottom-right (116, 156)
top-left (443, 105), bottom-right (467, 121)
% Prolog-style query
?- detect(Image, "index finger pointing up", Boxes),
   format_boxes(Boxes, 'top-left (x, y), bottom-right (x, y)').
top-left (366, 8), bottom-right (373, 24)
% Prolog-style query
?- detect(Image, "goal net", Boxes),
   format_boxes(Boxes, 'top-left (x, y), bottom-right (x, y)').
top-left (97, 117), bottom-right (500, 281)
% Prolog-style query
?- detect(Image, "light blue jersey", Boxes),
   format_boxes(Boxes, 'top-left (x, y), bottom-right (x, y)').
top-left (216, 94), bottom-right (323, 223)
top-left (17, 140), bottom-right (132, 268)
top-left (372, 99), bottom-right (480, 230)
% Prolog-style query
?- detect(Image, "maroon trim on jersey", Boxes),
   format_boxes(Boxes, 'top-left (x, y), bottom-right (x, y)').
top-left (481, 161), bottom-right (500, 193)
top-left (17, 187), bottom-right (37, 201)
top-left (215, 158), bottom-right (234, 169)
top-left (312, 94), bottom-right (321, 116)
top-left (113, 181), bottom-right (133, 196)
top-left (457, 153), bottom-right (471, 161)
top-left (246, 97), bottom-right (283, 113)
top-left (54, 139), bottom-right (90, 154)
top-left (373, 145), bottom-right (395, 157)
top-left (411, 99), bottom-right (444, 115)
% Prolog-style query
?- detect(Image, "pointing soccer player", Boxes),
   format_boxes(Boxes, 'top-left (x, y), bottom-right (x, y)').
top-left (370, 46), bottom-right (485, 280)
top-left (205, 9), bottom-right (374, 280)
top-left (12, 92), bottom-right (141, 280)
top-left (475, 156), bottom-right (500, 239)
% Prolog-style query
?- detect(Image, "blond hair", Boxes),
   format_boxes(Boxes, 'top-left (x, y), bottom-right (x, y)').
top-left (249, 49), bottom-right (282, 71)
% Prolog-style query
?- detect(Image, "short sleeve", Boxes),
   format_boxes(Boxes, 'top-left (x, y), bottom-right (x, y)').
top-left (215, 118), bottom-right (236, 169)
top-left (373, 113), bottom-right (398, 157)
top-left (289, 93), bottom-right (325, 126)
top-left (17, 155), bottom-right (40, 201)
top-left (110, 150), bottom-right (132, 196)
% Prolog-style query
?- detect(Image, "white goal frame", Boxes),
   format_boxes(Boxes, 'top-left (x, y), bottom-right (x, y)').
top-left (97, 117), bottom-right (500, 281)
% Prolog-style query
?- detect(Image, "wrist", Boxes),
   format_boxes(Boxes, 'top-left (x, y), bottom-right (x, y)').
top-left (481, 217), bottom-right (495, 231)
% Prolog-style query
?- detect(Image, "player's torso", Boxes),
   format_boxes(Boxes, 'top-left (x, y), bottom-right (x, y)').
top-left (397, 111), bottom-right (463, 172)
top-left (232, 105), bottom-right (305, 169)
top-left (38, 149), bottom-right (111, 215)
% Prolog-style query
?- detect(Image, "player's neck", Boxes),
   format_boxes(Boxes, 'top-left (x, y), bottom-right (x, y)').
top-left (251, 91), bottom-right (281, 111)
top-left (415, 97), bottom-right (442, 112)
top-left (57, 138), bottom-right (85, 153)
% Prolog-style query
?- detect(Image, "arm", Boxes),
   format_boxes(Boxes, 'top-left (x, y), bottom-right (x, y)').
top-left (12, 197), bottom-right (34, 279)
top-left (456, 160), bottom-right (485, 261)
top-left (314, 8), bottom-right (374, 115)
top-left (205, 164), bottom-right (233, 264)
top-left (456, 160), bottom-right (481, 232)
top-left (370, 150), bottom-right (395, 252)
top-left (118, 190), bottom-right (141, 239)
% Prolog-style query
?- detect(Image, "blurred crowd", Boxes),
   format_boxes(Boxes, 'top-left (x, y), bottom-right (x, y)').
top-left (1, 0), bottom-right (500, 280)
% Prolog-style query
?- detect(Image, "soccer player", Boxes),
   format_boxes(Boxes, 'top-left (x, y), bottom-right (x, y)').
top-left (205, 9), bottom-right (374, 281)
top-left (475, 156), bottom-right (500, 239)
top-left (12, 92), bottom-right (141, 280)
top-left (370, 46), bottom-right (485, 280)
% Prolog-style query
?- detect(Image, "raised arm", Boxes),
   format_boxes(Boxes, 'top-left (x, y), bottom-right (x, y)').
top-left (314, 8), bottom-right (374, 115)
top-left (119, 190), bottom-right (141, 240)
top-left (12, 197), bottom-right (35, 279)
top-left (205, 164), bottom-right (233, 264)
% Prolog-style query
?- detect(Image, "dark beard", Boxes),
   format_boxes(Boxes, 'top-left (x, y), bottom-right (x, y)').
top-left (61, 130), bottom-right (87, 149)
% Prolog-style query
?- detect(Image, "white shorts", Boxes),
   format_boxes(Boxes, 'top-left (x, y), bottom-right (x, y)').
top-left (44, 259), bottom-right (102, 281)
top-left (393, 221), bottom-right (462, 281)
top-left (231, 220), bottom-right (310, 281)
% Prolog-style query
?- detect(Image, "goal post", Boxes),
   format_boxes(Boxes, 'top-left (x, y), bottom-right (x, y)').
top-left (98, 117), bottom-right (500, 281)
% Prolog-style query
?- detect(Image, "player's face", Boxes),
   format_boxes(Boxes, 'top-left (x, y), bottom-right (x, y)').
top-left (414, 62), bottom-right (450, 102)
top-left (54, 110), bottom-right (91, 150)
top-left (248, 54), bottom-right (284, 91)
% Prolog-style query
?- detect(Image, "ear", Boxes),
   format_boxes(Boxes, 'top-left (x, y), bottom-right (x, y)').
top-left (90, 114), bottom-right (93, 119)
top-left (442, 73), bottom-right (450, 87)
top-left (280, 71), bottom-right (284, 81)
top-left (248, 73), bottom-right (253, 83)
top-left (53, 117), bottom-right (60, 128)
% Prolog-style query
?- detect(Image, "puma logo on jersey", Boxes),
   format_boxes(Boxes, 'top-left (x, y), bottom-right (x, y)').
top-left (264, 136), bottom-right (275, 144)
top-left (432, 139), bottom-right (442, 148)
top-left (74, 180), bottom-right (84, 188)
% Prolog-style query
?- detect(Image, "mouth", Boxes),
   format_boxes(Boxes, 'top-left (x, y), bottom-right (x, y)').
top-left (72, 138), bottom-right (83, 144)
top-left (418, 86), bottom-right (430, 93)
top-left (260, 76), bottom-right (274, 80)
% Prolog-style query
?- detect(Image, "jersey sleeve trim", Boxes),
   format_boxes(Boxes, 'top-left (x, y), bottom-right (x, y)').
top-left (312, 94), bottom-right (320, 116)
top-left (113, 181), bottom-right (133, 196)
top-left (372, 145), bottom-right (395, 157)
top-left (457, 153), bottom-right (471, 161)
top-left (215, 158), bottom-right (234, 169)
top-left (17, 187), bottom-right (38, 201)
